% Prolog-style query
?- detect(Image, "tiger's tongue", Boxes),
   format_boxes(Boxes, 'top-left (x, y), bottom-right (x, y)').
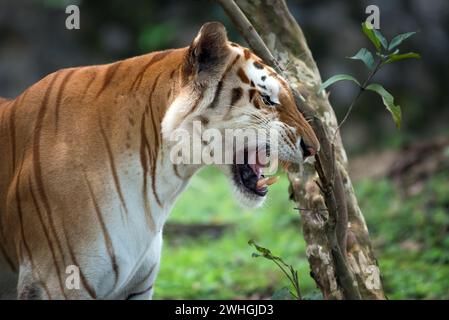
top-left (248, 150), bottom-right (263, 178)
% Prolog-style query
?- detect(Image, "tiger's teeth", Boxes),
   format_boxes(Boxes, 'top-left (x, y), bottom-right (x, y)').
top-left (256, 178), bottom-right (269, 189)
top-left (256, 176), bottom-right (279, 189)
top-left (265, 176), bottom-right (279, 186)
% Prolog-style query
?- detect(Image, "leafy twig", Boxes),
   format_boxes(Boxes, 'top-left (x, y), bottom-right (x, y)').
top-left (248, 240), bottom-right (302, 300)
top-left (320, 22), bottom-right (420, 133)
top-left (333, 59), bottom-right (383, 143)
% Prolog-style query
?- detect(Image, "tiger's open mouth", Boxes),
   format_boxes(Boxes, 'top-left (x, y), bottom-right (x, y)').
top-left (231, 147), bottom-right (278, 198)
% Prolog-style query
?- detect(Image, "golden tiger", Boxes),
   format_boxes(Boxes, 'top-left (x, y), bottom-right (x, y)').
top-left (0, 22), bottom-right (319, 299)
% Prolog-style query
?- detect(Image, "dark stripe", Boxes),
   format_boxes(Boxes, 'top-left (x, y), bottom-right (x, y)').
top-left (208, 81), bottom-right (222, 109)
top-left (95, 61), bottom-right (122, 99)
top-left (148, 73), bottom-right (162, 113)
top-left (82, 71), bottom-right (97, 97)
top-left (139, 116), bottom-right (156, 230)
top-left (125, 264), bottom-right (156, 299)
top-left (98, 119), bottom-right (129, 218)
top-left (237, 68), bottom-right (250, 84)
top-left (54, 69), bottom-right (76, 133)
top-left (169, 68), bottom-right (177, 80)
top-left (130, 50), bottom-right (173, 91)
top-left (140, 115), bottom-right (149, 199)
top-left (167, 67), bottom-right (177, 101)
top-left (126, 284), bottom-right (153, 300)
top-left (139, 71), bottom-right (164, 222)
top-left (147, 74), bottom-right (163, 207)
top-left (16, 157), bottom-right (54, 299)
top-left (173, 164), bottom-right (181, 179)
top-left (32, 74), bottom-right (69, 298)
top-left (167, 87), bottom-right (172, 100)
top-left (84, 175), bottom-right (119, 286)
top-left (140, 117), bottom-right (152, 198)
top-left (28, 176), bottom-right (59, 299)
top-left (208, 54), bottom-right (241, 109)
top-left (0, 237), bottom-right (15, 272)
top-left (231, 87), bottom-right (243, 105)
top-left (151, 158), bottom-right (161, 206)
top-left (244, 49), bottom-right (251, 60)
top-left (61, 222), bottom-right (96, 299)
top-left (249, 89), bottom-right (257, 101)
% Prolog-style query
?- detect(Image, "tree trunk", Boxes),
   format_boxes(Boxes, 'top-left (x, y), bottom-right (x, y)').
top-left (227, 0), bottom-right (386, 299)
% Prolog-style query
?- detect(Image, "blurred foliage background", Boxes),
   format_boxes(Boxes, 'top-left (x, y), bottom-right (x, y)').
top-left (0, 0), bottom-right (448, 299)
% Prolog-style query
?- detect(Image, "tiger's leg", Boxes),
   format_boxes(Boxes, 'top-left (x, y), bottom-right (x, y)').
top-left (17, 261), bottom-right (49, 300)
top-left (17, 259), bottom-right (96, 300)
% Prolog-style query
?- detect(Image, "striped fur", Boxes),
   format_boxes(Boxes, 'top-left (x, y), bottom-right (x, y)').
top-left (0, 22), bottom-right (319, 299)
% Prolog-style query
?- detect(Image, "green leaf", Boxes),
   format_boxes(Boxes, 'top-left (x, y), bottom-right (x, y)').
top-left (348, 48), bottom-right (375, 70)
top-left (373, 29), bottom-right (388, 50)
top-left (385, 52), bottom-right (421, 64)
top-left (318, 74), bottom-right (360, 93)
top-left (248, 240), bottom-right (273, 258)
top-left (388, 32), bottom-right (417, 51)
top-left (366, 83), bottom-right (402, 128)
top-left (362, 22), bottom-right (381, 51)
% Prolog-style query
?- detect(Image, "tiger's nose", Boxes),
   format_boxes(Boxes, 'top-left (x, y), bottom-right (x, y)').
top-left (300, 139), bottom-right (317, 158)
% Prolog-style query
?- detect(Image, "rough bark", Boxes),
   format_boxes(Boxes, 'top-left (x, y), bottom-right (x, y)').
top-left (220, 0), bottom-right (385, 299)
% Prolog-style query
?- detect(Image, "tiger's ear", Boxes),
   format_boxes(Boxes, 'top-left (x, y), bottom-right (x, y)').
top-left (186, 22), bottom-right (231, 84)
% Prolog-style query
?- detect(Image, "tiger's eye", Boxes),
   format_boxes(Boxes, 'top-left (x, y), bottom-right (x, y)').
top-left (261, 94), bottom-right (277, 106)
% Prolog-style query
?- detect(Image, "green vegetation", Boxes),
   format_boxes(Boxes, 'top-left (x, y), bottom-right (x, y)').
top-left (319, 23), bottom-right (420, 129)
top-left (155, 167), bottom-right (449, 299)
top-left (358, 173), bottom-right (449, 299)
top-left (155, 167), bottom-right (318, 299)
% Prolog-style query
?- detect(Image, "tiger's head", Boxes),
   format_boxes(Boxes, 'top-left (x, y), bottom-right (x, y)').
top-left (162, 22), bottom-right (319, 208)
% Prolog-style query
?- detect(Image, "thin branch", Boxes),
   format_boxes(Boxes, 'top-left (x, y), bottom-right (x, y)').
top-left (332, 59), bottom-right (383, 143)
top-left (329, 60), bottom-right (383, 185)
top-left (217, 0), bottom-right (283, 73)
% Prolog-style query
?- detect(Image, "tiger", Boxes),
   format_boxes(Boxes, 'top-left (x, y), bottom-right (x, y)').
top-left (0, 22), bottom-right (319, 299)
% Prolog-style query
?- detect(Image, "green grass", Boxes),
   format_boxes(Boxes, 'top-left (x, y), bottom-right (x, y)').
top-left (154, 167), bottom-right (449, 299)
top-left (357, 174), bottom-right (449, 299)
